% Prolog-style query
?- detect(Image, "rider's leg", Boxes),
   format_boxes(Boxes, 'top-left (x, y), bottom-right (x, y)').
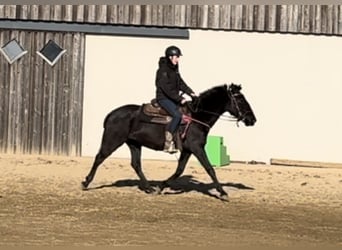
top-left (157, 99), bottom-right (182, 153)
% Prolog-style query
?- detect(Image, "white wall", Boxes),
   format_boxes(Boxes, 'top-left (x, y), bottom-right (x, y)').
top-left (83, 30), bottom-right (342, 163)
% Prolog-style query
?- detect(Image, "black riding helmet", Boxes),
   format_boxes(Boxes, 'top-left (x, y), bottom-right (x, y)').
top-left (165, 45), bottom-right (183, 57)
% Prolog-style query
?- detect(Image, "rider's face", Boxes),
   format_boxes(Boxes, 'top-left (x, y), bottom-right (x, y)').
top-left (169, 55), bottom-right (180, 65)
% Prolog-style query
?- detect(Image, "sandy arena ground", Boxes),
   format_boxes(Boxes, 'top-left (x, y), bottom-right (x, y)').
top-left (0, 153), bottom-right (341, 247)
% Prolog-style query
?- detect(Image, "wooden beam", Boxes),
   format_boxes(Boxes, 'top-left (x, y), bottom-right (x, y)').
top-left (0, 20), bottom-right (189, 39)
top-left (270, 158), bottom-right (342, 169)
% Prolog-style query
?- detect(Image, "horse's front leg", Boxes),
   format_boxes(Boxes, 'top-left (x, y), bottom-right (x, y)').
top-left (158, 150), bottom-right (192, 193)
top-left (193, 147), bottom-right (229, 201)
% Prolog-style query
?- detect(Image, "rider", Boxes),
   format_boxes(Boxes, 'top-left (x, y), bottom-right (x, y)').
top-left (155, 45), bottom-right (197, 153)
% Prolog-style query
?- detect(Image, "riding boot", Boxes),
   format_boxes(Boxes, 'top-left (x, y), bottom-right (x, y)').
top-left (164, 131), bottom-right (178, 154)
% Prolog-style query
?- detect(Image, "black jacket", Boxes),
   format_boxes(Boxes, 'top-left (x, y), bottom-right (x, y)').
top-left (155, 57), bottom-right (194, 104)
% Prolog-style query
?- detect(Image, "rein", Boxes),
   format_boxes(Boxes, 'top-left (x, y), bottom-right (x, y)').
top-left (182, 115), bottom-right (210, 128)
top-left (181, 114), bottom-right (210, 139)
top-left (197, 109), bottom-right (241, 127)
top-left (198, 109), bottom-right (238, 121)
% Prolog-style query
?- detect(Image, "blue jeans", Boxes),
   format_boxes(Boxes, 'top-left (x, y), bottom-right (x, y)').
top-left (158, 99), bottom-right (182, 134)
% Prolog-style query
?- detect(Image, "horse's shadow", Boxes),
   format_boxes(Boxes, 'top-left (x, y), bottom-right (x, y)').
top-left (85, 175), bottom-right (254, 200)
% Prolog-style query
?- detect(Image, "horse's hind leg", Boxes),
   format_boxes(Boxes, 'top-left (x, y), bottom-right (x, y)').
top-left (126, 142), bottom-right (155, 194)
top-left (81, 128), bottom-right (126, 189)
top-left (81, 151), bottom-right (108, 189)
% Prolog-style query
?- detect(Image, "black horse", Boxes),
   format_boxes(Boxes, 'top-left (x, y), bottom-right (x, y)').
top-left (81, 83), bottom-right (256, 201)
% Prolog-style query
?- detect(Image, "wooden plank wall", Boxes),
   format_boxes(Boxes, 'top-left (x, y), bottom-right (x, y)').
top-left (0, 5), bottom-right (342, 156)
top-left (0, 30), bottom-right (85, 156)
top-left (0, 5), bottom-right (342, 35)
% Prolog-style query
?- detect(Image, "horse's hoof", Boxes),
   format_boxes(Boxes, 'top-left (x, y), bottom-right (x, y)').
top-left (144, 186), bottom-right (161, 195)
top-left (143, 187), bottom-right (154, 194)
top-left (153, 186), bottom-right (162, 195)
top-left (220, 194), bottom-right (229, 202)
top-left (81, 181), bottom-right (89, 190)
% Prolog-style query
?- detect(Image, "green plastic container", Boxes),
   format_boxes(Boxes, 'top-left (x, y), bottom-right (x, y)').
top-left (204, 135), bottom-right (230, 167)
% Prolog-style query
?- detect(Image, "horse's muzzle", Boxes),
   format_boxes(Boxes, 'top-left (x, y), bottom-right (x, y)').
top-left (242, 116), bottom-right (256, 126)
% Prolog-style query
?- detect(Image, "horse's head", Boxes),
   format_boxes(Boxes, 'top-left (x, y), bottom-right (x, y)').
top-left (225, 83), bottom-right (256, 126)
top-left (191, 83), bottom-right (256, 128)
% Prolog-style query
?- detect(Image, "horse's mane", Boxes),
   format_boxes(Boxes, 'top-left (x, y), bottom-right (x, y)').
top-left (198, 84), bottom-right (229, 108)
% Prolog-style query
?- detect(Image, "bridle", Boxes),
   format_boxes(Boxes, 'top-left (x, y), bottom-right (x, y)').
top-left (229, 91), bottom-right (251, 123)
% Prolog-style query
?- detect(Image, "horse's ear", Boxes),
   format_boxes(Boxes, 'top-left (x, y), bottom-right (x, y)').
top-left (224, 83), bottom-right (228, 89)
top-left (228, 83), bottom-right (242, 93)
top-left (228, 83), bottom-right (234, 91)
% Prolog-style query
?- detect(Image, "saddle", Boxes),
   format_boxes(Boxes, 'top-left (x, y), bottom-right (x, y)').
top-left (141, 99), bottom-right (172, 124)
top-left (141, 99), bottom-right (189, 125)
top-left (140, 99), bottom-right (192, 150)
